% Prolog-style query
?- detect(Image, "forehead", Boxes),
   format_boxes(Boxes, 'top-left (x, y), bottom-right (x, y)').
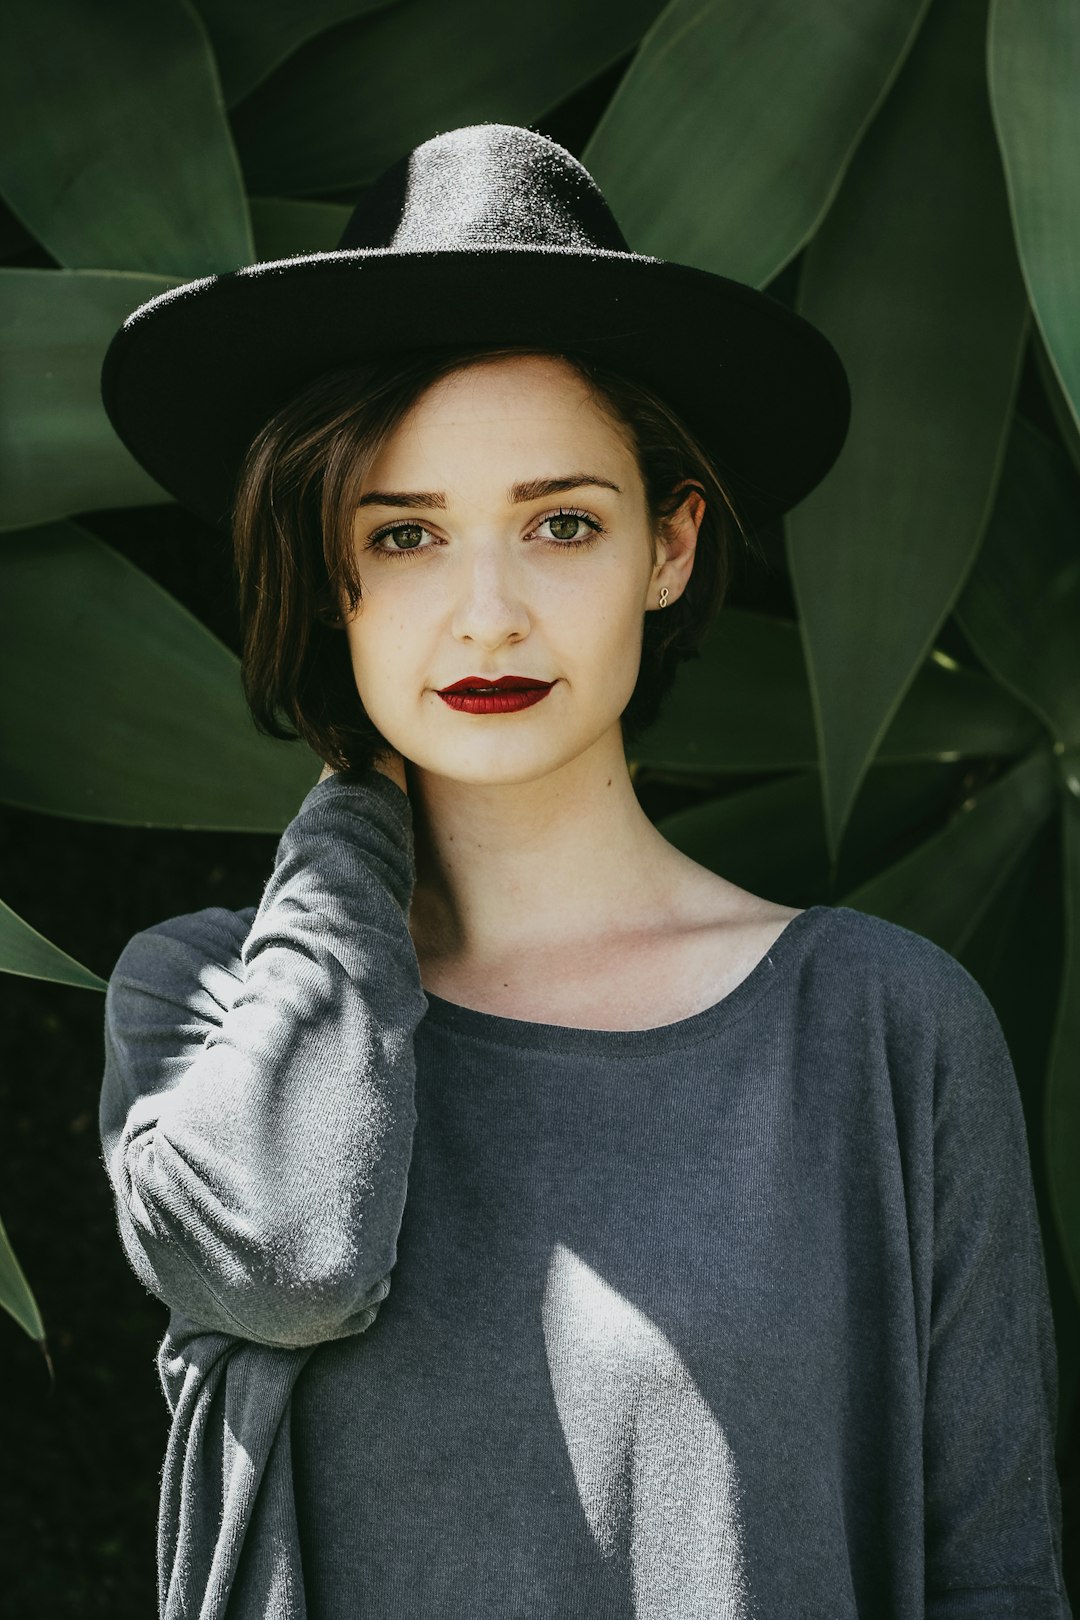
top-left (373, 355), bottom-right (635, 470)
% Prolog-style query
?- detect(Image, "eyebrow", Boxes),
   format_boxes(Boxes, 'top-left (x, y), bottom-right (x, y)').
top-left (355, 474), bottom-right (622, 510)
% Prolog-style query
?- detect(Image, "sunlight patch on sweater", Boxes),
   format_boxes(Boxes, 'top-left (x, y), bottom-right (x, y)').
top-left (541, 1242), bottom-right (755, 1620)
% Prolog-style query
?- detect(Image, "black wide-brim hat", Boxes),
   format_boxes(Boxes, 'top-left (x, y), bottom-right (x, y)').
top-left (101, 122), bottom-right (851, 535)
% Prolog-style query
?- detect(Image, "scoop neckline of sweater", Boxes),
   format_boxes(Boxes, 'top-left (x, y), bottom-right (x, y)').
top-left (417, 903), bottom-right (834, 1055)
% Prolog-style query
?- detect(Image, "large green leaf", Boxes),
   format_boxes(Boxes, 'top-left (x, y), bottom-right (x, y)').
top-left (655, 759), bottom-right (969, 903)
top-left (195, 0), bottom-right (397, 105)
top-left (1031, 327), bottom-right (1080, 480)
top-left (839, 746), bottom-right (1058, 952)
top-left (249, 197), bottom-right (351, 260)
top-left (0, 521), bottom-right (320, 831)
top-left (0, 897), bottom-right (105, 988)
top-left (0, 1210), bottom-right (46, 1348)
top-left (789, 0), bottom-right (1029, 872)
top-left (231, 0), bottom-right (666, 198)
top-left (581, 0), bottom-right (931, 286)
top-left (630, 609), bottom-right (1041, 776)
top-left (949, 411), bottom-right (1080, 1307)
top-left (989, 0), bottom-right (1080, 439)
top-left (0, 0), bottom-right (251, 275)
top-left (0, 269), bottom-right (182, 529)
top-left (1048, 755), bottom-right (1080, 1301)
top-left (953, 414), bottom-right (1080, 750)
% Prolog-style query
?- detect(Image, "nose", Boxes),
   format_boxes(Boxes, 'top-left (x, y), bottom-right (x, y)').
top-left (449, 540), bottom-right (531, 647)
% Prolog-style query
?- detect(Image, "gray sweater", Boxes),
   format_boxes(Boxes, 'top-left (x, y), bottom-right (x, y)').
top-left (99, 770), bottom-right (1071, 1619)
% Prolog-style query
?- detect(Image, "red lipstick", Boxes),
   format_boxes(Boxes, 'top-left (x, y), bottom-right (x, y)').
top-left (437, 674), bottom-right (555, 715)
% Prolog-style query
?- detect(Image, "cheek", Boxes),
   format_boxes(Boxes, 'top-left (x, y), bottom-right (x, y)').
top-left (580, 578), bottom-right (648, 653)
top-left (569, 611), bottom-right (645, 712)
top-left (341, 625), bottom-right (379, 703)
top-left (343, 620), bottom-right (413, 711)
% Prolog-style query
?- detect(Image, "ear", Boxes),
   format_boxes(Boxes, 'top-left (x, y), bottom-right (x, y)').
top-left (651, 482), bottom-right (706, 607)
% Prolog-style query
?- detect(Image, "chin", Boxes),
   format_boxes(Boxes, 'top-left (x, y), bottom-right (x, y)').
top-left (429, 758), bottom-right (558, 788)
top-left (424, 727), bottom-right (615, 787)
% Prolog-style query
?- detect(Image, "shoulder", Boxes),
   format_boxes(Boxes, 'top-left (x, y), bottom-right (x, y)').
top-left (685, 871), bottom-right (986, 1029)
top-left (807, 907), bottom-right (1017, 1153)
top-left (813, 903), bottom-right (988, 1001)
top-left (807, 904), bottom-right (1007, 1059)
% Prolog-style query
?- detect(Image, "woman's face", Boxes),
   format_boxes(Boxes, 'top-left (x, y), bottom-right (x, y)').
top-left (343, 353), bottom-right (696, 785)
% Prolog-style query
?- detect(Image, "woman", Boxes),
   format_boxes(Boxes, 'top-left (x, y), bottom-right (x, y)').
top-left (98, 124), bottom-right (1070, 1619)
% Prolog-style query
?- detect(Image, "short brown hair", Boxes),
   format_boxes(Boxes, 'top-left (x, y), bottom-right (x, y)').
top-left (229, 343), bottom-right (755, 782)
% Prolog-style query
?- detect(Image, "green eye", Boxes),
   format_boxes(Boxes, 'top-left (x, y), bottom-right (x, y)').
top-left (369, 522), bottom-right (429, 556)
top-left (546, 513), bottom-right (589, 540)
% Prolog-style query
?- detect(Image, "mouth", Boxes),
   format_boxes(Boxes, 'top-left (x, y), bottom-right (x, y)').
top-left (436, 677), bottom-right (556, 715)
top-left (437, 676), bottom-right (555, 694)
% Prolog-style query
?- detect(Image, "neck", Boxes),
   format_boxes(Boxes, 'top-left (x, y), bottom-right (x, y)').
top-left (405, 731), bottom-right (682, 968)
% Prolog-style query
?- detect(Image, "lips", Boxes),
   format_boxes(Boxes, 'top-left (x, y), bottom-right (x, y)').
top-left (437, 675), bottom-right (554, 694)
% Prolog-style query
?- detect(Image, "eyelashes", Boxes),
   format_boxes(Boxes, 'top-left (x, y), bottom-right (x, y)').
top-left (364, 506), bottom-right (606, 561)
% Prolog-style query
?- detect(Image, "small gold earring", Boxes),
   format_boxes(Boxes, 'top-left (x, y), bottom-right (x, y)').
top-left (658, 586), bottom-right (669, 608)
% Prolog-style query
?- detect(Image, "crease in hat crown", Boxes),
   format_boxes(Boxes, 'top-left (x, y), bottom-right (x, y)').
top-left (122, 123), bottom-right (656, 332)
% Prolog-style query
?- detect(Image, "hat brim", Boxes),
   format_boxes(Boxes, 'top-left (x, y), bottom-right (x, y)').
top-left (100, 244), bottom-right (850, 535)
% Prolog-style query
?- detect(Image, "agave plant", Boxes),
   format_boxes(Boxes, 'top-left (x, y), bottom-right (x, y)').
top-left (0, 0), bottom-right (1077, 1477)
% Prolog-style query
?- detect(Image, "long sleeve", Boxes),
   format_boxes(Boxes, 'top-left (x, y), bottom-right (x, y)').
top-left (922, 960), bottom-right (1071, 1617)
top-left (98, 768), bottom-right (429, 1350)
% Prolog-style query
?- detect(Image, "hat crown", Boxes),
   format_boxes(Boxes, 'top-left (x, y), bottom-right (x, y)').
top-left (337, 123), bottom-right (632, 254)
